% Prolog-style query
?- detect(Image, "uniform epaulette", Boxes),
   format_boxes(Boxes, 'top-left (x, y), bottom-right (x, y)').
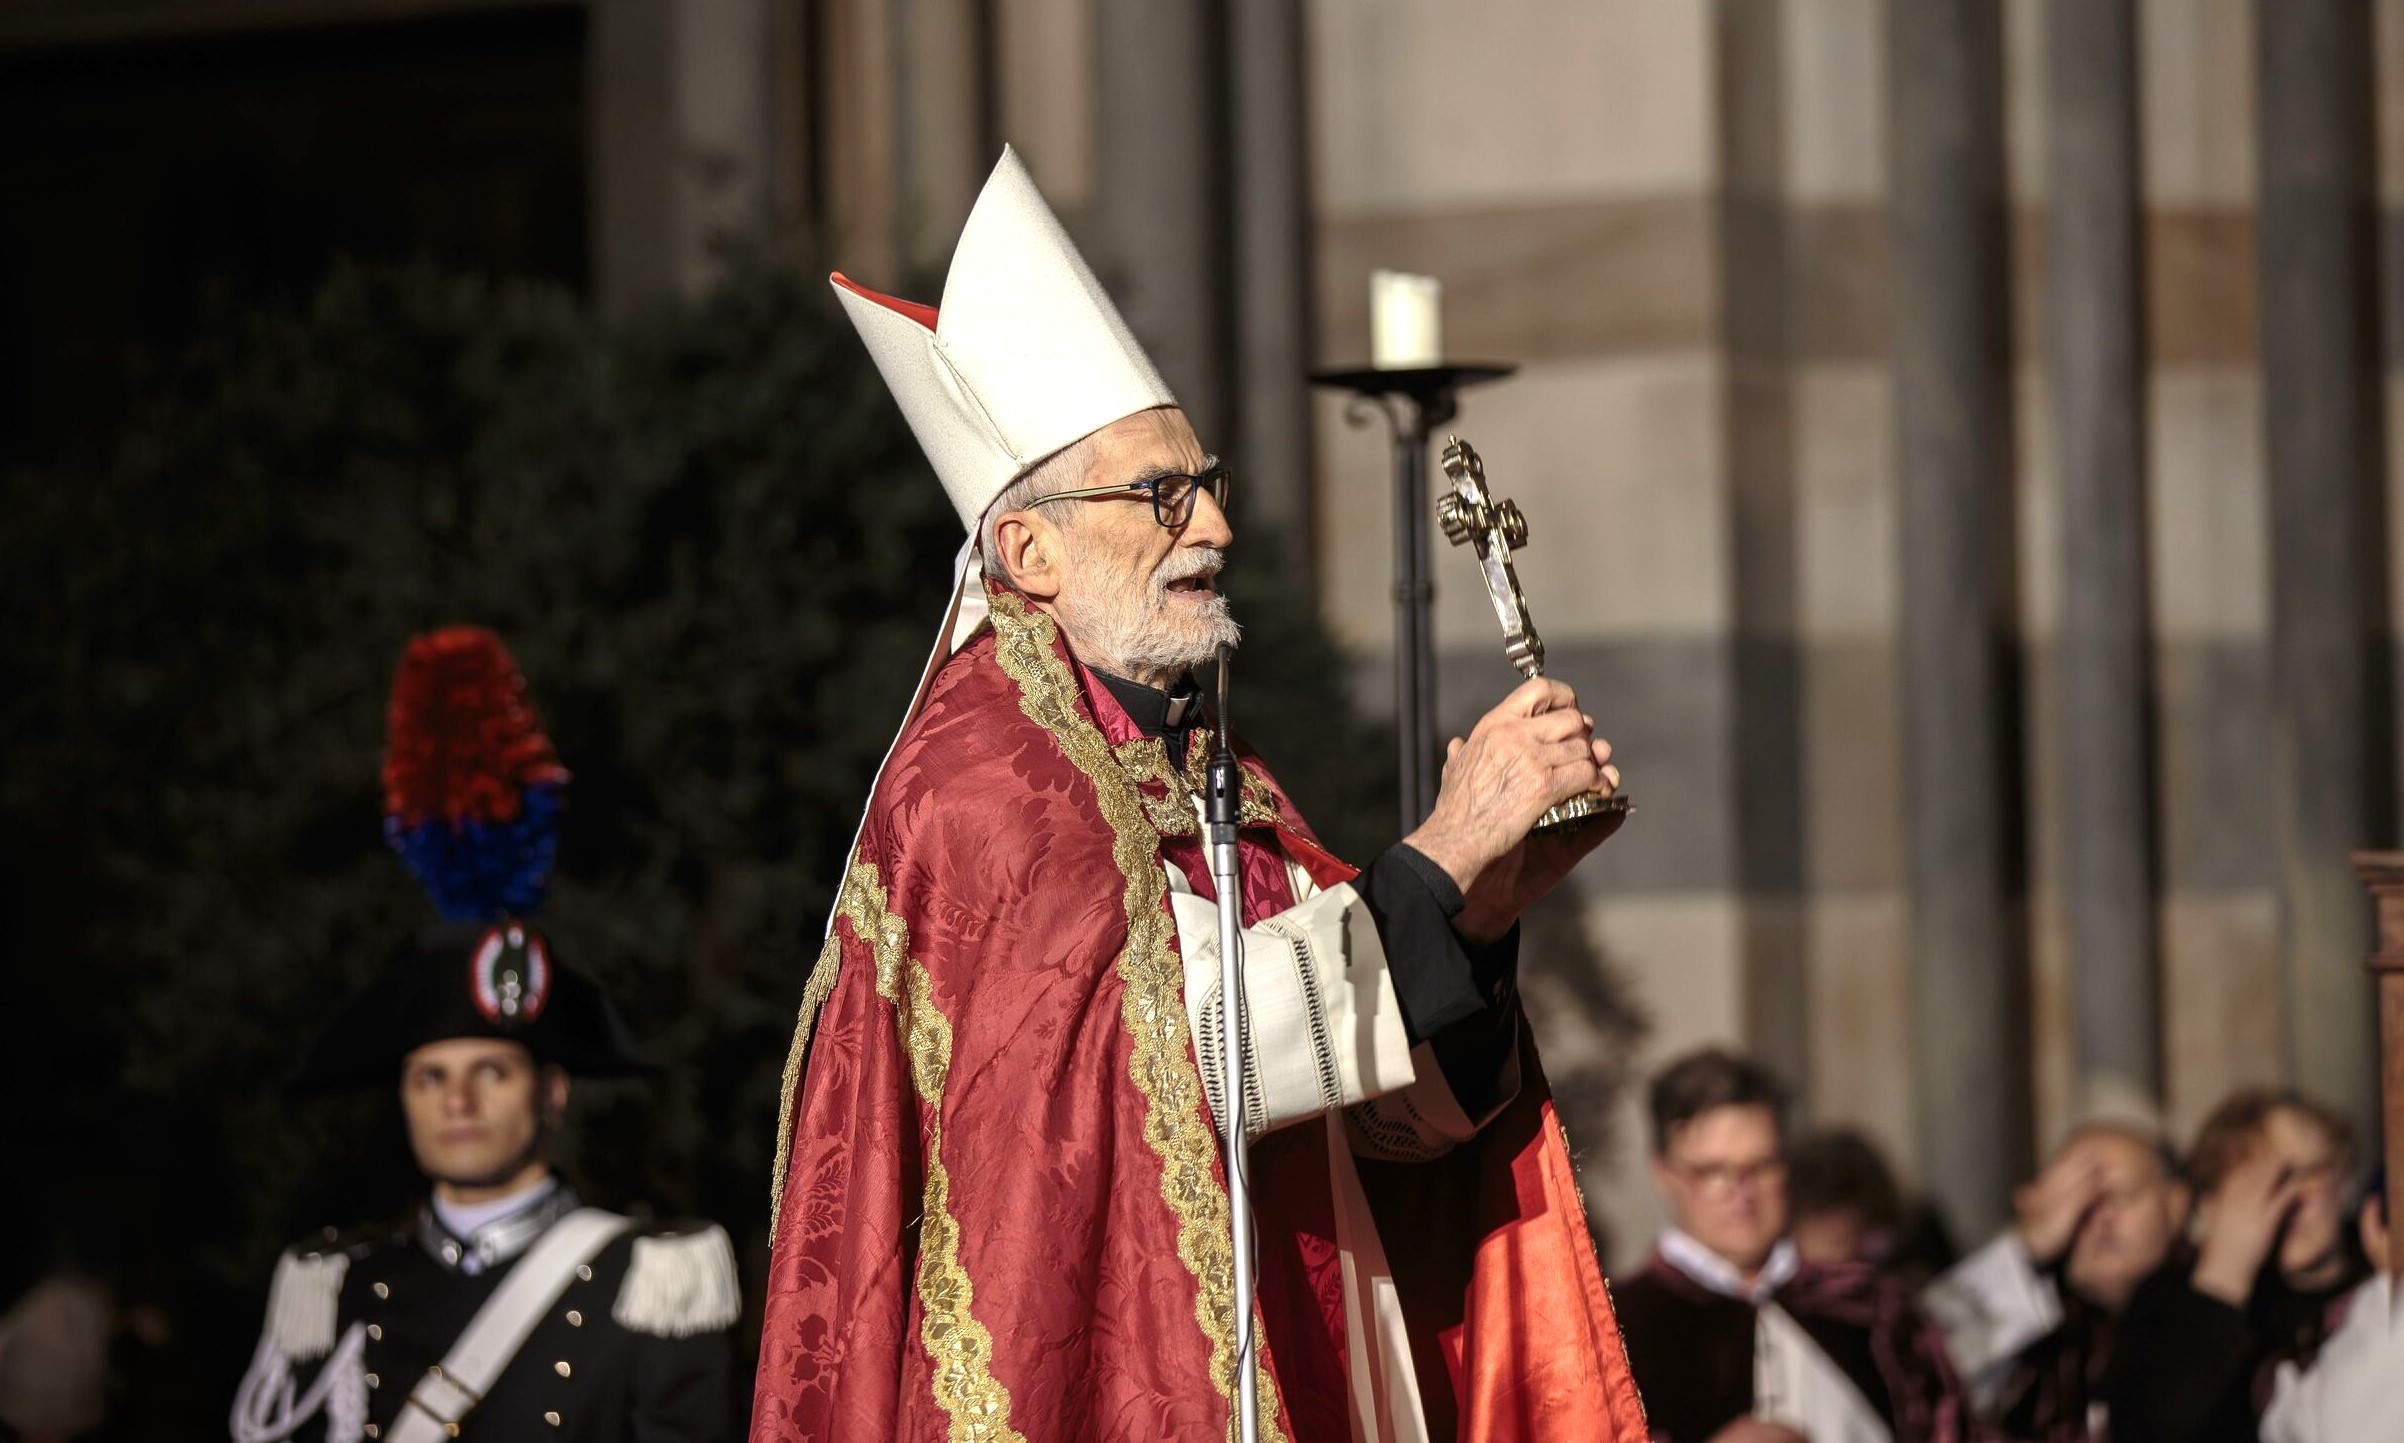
top-left (611, 1221), bottom-right (741, 1338)
top-left (235, 1234), bottom-right (374, 1443)
top-left (263, 1239), bottom-right (357, 1363)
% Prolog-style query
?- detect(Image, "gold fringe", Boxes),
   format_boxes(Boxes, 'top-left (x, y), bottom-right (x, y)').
top-left (1109, 730), bottom-right (1280, 837)
top-left (768, 906), bottom-right (849, 1234)
top-left (989, 591), bottom-right (1288, 1443)
top-left (835, 859), bottom-right (1024, 1443)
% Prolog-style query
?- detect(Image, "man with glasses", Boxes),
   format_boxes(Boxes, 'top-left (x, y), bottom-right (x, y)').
top-left (1611, 1049), bottom-right (1970, 1443)
top-left (751, 148), bottom-right (1646, 1443)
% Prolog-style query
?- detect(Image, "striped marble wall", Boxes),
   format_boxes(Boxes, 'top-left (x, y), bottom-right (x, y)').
top-left (1304, 0), bottom-right (2404, 1260)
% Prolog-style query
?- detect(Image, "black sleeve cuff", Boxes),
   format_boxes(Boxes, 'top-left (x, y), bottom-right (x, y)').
top-left (1386, 840), bottom-right (1466, 916)
top-left (1357, 843), bottom-right (1481, 1042)
top-left (1355, 844), bottom-right (1523, 1116)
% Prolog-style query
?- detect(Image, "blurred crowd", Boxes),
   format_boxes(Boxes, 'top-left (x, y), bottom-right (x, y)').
top-left (1608, 1048), bottom-right (2395, 1443)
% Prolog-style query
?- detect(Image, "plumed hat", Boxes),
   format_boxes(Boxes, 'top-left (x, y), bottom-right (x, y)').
top-left (830, 144), bottom-right (1177, 534)
top-left (296, 628), bottom-right (649, 1091)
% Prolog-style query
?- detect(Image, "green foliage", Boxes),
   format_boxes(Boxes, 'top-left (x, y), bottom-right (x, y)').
top-left (0, 256), bottom-right (1392, 1412)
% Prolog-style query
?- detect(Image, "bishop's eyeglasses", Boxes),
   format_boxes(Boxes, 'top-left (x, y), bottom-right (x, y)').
top-left (1029, 457), bottom-right (1232, 528)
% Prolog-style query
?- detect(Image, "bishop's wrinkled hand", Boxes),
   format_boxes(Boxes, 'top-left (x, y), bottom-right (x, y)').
top-left (1404, 676), bottom-right (1624, 944)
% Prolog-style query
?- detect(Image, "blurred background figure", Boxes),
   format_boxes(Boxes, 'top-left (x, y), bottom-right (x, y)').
top-left (2261, 1181), bottom-right (2397, 1443)
top-left (1787, 1128), bottom-right (1908, 1271)
top-left (0, 1274), bottom-right (112, 1442)
top-left (1788, 1126), bottom-right (1960, 1290)
top-left (1610, 1049), bottom-right (1968, 1443)
top-left (1923, 1120), bottom-right (2188, 1441)
top-left (2108, 1089), bottom-right (2364, 1443)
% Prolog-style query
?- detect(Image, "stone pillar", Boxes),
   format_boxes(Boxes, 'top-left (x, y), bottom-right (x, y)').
top-left (889, 0), bottom-right (991, 270)
top-left (1716, 0), bottom-right (1809, 1099)
top-left (2045, 0), bottom-right (2159, 1111)
top-left (809, 0), bottom-right (901, 283)
top-left (1887, 0), bottom-right (2022, 1235)
top-left (1225, 0), bottom-right (1314, 570)
top-left (590, 0), bottom-right (677, 309)
top-left (2254, 0), bottom-right (2386, 1123)
top-left (589, 0), bottom-right (780, 312)
top-left (1090, 0), bottom-right (1228, 446)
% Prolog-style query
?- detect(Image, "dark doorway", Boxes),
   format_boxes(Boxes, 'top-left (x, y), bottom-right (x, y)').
top-left (0, 7), bottom-right (589, 464)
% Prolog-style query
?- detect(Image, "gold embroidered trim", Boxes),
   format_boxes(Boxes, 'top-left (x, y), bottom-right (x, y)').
top-left (830, 858), bottom-right (1023, 1443)
top-left (989, 590), bottom-right (1287, 1442)
top-left (1109, 729), bottom-right (1280, 837)
top-left (769, 905), bottom-right (850, 1232)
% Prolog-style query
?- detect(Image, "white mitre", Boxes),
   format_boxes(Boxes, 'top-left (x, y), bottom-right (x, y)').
top-left (822, 145), bottom-right (1178, 881)
top-left (832, 144), bottom-right (1177, 535)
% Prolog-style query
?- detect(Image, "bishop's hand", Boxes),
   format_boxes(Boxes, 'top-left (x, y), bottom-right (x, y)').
top-left (1405, 677), bottom-right (1625, 944)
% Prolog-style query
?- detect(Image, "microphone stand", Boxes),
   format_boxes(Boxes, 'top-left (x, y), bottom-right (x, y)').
top-left (1204, 641), bottom-right (1259, 1443)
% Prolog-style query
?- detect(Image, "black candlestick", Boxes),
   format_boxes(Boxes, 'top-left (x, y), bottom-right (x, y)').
top-left (1309, 362), bottom-right (1516, 835)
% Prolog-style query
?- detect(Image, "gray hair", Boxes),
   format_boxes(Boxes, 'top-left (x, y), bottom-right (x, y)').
top-left (980, 435), bottom-right (1098, 584)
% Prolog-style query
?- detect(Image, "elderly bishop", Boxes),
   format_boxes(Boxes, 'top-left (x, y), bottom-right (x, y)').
top-left (752, 148), bottom-right (1650, 1443)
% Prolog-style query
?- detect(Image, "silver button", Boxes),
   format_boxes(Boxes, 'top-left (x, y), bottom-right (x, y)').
top-left (364, 1427), bottom-right (380, 1439)
top-left (364, 1373), bottom-right (380, 1389)
top-left (575, 1264), bottom-right (592, 1282)
top-left (565, 1310), bottom-right (582, 1327)
top-left (372, 1282), bottom-right (390, 1299)
top-left (545, 1412), bottom-right (562, 1427)
top-left (368, 1324), bottom-right (383, 1341)
top-left (554, 1360), bottom-right (572, 1378)
top-left (441, 1242), bottom-right (461, 1264)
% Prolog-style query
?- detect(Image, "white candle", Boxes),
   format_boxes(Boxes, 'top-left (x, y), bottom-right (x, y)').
top-left (1370, 269), bottom-right (1443, 369)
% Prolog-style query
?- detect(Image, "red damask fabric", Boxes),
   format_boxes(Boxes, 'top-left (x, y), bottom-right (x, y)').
top-left (751, 592), bottom-right (1649, 1443)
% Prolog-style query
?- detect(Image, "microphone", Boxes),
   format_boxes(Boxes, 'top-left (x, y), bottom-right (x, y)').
top-left (1206, 643), bottom-right (1240, 830)
top-left (1203, 638), bottom-right (1259, 1443)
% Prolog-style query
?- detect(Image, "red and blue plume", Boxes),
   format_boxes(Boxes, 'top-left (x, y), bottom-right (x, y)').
top-left (381, 627), bottom-right (570, 922)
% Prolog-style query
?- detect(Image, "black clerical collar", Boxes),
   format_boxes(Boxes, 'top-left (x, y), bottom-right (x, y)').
top-left (1092, 667), bottom-right (1204, 740)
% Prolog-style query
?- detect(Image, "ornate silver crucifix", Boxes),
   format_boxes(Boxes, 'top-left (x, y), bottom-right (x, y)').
top-left (1438, 434), bottom-right (1632, 833)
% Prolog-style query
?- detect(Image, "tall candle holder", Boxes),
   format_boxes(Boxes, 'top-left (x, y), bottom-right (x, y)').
top-left (1309, 361), bottom-right (1515, 833)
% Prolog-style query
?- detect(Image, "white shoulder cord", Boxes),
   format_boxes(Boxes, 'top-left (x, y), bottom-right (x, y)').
top-left (229, 1320), bottom-right (368, 1443)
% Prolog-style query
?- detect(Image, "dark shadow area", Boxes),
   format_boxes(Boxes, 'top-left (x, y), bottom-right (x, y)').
top-left (1516, 879), bottom-right (1650, 1263)
top-left (0, 7), bottom-right (589, 468)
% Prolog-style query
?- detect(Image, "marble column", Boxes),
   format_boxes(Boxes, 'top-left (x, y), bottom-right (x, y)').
top-left (2254, 0), bottom-right (2386, 1123)
top-left (1716, 0), bottom-right (1809, 1100)
top-left (1226, 0), bottom-right (1315, 572)
top-left (588, 0), bottom-right (780, 312)
top-left (1090, 0), bottom-right (1228, 446)
top-left (889, 0), bottom-right (991, 271)
top-left (1887, 0), bottom-right (2022, 1235)
top-left (2045, 0), bottom-right (2159, 1112)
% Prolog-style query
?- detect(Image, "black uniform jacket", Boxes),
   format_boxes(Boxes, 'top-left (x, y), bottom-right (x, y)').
top-left (240, 1189), bottom-right (733, 1443)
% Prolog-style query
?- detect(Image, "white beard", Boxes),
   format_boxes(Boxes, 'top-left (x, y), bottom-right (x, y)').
top-left (1054, 541), bottom-right (1241, 676)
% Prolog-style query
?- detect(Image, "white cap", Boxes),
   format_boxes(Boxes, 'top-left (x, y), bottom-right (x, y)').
top-left (831, 145), bottom-right (1177, 532)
